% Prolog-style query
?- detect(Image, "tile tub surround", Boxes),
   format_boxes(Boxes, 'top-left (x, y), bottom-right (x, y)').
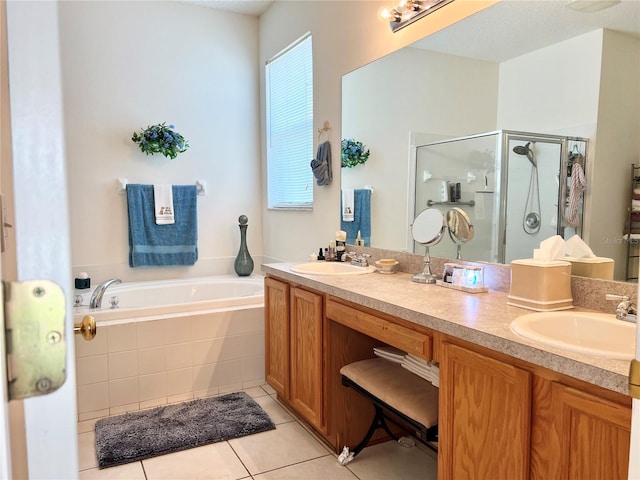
top-left (262, 262), bottom-right (632, 395)
top-left (74, 307), bottom-right (265, 420)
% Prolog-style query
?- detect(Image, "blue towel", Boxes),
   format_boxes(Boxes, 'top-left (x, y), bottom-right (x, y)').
top-left (126, 184), bottom-right (198, 267)
top-left (340, 189), bottom-right (371, 246)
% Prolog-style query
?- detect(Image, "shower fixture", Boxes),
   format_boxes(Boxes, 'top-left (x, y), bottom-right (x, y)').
top-left (513, 142), bottom-right (541, 235)
top-left (512, 142), bottom-right (537, 168)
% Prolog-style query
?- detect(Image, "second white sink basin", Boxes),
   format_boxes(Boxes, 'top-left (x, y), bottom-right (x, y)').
top-left (510, 311), bottom-right (636, 360)
top-left (290, 262), bottom-right (377, 275)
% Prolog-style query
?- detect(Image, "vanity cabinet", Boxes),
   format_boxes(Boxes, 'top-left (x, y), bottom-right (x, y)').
top-left (264, 277), bottom-right (325, 432)
top-left (439, 339), bottom-right (632, 480)
top-left (543, 382), bottom-right (631, 479)
top-left (439, 342), bottom-right (532, 480)
top-left (265, 277), bottom-right (289, 397)
top-left (265, 274), bottom-right (632, 479)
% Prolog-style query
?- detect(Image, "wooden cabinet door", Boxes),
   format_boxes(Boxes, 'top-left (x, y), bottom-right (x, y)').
top-left (264, 277), bottom-right (290, 398)
top-left (289, 286), bottom-right (324, 431)
top-left (439, 342), bottom-right (532, 480)
top-left (549, 383), bottom-right (631, 480)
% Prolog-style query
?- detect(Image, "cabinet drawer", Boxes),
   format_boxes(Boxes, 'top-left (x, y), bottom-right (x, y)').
top-left (326, 299), bottom-right (432, 360)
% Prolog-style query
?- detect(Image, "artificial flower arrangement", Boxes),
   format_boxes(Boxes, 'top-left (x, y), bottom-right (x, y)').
top-left (341, 138), bottom-right (370, 168)
top-left (131, 122), bottom-right (189, 159)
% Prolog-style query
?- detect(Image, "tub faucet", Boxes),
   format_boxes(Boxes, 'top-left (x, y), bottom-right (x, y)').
top-left (90, 278), bottom-right (121, 309)
top-left (605, 294), bottom-right (637, 322)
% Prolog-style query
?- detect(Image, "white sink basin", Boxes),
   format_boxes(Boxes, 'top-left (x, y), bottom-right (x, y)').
top-left (510, 311), bottom-right (636, 360)
top-left (290, 262), bottom-right (377, 275)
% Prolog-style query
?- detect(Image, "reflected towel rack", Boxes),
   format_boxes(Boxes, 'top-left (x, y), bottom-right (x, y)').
top-left (427, 199), bottom-right (475, 207)
top-left (117, 178), bottom-right (207, 196)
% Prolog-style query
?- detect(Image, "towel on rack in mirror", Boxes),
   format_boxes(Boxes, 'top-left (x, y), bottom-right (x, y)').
top-left (342, 188), bottom-right (354, 222)
top-left (340, 189), bottom-right (371, 246)
top-left (153, 184), bottom-right (174, 225)
top-left (310, 140), bottom-right (332, 186)
top-left (126, 184), bottom-right (198, 267)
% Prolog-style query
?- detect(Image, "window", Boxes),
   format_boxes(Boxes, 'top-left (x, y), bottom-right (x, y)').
top-left (266, 33), bottom-right (313, 210)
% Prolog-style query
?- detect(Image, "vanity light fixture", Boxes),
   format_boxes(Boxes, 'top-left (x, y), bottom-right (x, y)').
top-left (379, 0), bottom-right (455, 32)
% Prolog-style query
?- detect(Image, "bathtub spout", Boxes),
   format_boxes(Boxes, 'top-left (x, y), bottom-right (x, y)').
top-left (90, 278), bottom-right (122, 309)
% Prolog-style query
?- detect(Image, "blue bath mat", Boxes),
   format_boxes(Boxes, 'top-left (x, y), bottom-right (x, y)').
top-left (95, 391), bottom-right (275, 469)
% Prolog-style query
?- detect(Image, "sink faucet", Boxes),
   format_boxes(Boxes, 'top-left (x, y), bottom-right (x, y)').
top-left (350, 253), bottom-right (371, 267)
top-left (605, 294), bottom-right (637, 322)
top-left (90, 278), bottom-right (121, 309)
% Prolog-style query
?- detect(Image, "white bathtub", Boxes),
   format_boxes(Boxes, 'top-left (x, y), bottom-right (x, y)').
top-left (74, 274), bottom-right (266, 419)
top-left (73, 274), bottom-right (264, 324)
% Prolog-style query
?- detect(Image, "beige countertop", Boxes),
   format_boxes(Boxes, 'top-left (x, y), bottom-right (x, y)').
top-left (263, 262), bottom-right (632, 396)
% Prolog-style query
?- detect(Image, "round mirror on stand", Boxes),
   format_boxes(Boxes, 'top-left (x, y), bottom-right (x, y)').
top-left (411, 208), bottom-right (446, 283)
top-left (447, 207), bottom-right (474, 260)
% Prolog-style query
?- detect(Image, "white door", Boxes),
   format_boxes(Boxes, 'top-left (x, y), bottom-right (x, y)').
top-left (1, 1), bottom-right (79, 478)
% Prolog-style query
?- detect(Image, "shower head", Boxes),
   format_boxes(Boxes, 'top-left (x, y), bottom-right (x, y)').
top-left (513, 142), bottom-right (536, 167)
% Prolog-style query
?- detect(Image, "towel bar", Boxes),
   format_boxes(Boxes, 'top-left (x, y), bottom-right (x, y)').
top-left (117, 178), bottom-right (206, 196)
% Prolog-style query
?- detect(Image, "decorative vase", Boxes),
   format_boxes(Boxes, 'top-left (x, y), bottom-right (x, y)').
top-left (234, 215), bottom-right (254, 276)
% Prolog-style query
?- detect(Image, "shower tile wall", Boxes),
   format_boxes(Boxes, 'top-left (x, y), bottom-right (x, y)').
top-left (74, 307), bottom-right (265, 420)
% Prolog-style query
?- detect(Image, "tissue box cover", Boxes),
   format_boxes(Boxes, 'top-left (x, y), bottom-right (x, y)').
top-left (508, 259), bottom-right (573, 311)
top-left (564, 256), bottom-right (614, 280)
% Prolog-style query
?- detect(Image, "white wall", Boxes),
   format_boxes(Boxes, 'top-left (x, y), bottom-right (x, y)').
top-left (591, 30), bottom-right (640, 279)
top-left (342, 47), bottom-right (498, 251)
top-left (258, 0), bottom-right (498, 263)
top-left (59, 1), bottom-right (263, 284)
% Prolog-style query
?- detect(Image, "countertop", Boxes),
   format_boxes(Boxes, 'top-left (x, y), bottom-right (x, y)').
top-left (263, 262), bottom-right (632, 396)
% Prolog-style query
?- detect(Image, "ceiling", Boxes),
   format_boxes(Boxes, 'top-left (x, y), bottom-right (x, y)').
top-left (413, 0), bottom-right (640, 62)
top-left (178, 0), bottom-right (274, 16)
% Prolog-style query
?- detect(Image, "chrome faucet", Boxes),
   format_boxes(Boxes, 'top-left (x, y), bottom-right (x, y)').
top-left (90, 278), bottom-right (121, 309)
top-left (605, 294), bottom-right (637, 322)
top-left (350, 253), bottom-right (371, 267)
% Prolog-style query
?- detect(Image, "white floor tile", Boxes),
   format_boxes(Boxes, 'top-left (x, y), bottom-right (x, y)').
top-left (143, 442), bottom-right (249, 480)
top-left (254, 455), bottom-right (359, 480)
top-left (229, 421), bottom-right (328, 475)
top-left (252, 394), bottom-right (294, 424)
top-left (244, 386), bottom-right (269, 398)
top-left (78, 431), bottom-right (98, 471)
top-left (79, 462), bottom-right (146, 479)
top-left (346, 440), bottom-right (437, 480)
top-left (261, 383), bottom-right (276, 395)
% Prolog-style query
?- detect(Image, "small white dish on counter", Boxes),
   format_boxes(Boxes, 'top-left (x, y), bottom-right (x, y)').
top-left (375, 259), bottom-right (399, 274)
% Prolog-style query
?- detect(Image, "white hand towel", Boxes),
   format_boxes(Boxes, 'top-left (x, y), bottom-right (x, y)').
top-left (342, 189), bottom-right (354, 222)
top-left (153, 184), bottom-right (175, 225)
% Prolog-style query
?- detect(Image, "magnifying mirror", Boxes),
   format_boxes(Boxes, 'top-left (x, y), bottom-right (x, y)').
top-left (411, 208), bottom-right (446, 283)
top-left (447, 207), bottom-right (474, 260)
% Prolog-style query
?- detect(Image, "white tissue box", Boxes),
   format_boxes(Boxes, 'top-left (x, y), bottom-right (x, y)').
top-left (564, 256), bottom-right (614, 280)
top-left (508, 259), bottom-right (573, 311)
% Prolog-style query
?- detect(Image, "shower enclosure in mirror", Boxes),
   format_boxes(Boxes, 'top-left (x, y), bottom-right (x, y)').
top-left (411, 130), bottom-right (587, 264)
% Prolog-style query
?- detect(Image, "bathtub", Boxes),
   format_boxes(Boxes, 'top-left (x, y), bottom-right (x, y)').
top-left (73, 274), bottom-right (264, 324)
top-left (73, 275), bottom-right (266, 420)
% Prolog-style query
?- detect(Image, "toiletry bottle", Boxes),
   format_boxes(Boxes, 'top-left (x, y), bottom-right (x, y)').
top-left (317, 248), bottom-right (325, 261)
top-left (328, 241), bottom-right (337, 262)
top-left (355, 230), bottom-right (364, 246)
top-left (336, 230), bottom-right (346, 261)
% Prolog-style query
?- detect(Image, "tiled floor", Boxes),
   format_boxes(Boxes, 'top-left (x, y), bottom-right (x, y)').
top-left (78, 384), bottom-right (438, 479)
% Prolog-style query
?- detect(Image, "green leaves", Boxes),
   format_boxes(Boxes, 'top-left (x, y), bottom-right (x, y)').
top-left (131, 122), bottom-right (189, 159)
top-left (341, 138), bottom-right (370, 168)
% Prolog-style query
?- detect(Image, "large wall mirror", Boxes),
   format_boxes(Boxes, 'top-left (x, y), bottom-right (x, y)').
top-left (341, 0), bottom-right (640, 281)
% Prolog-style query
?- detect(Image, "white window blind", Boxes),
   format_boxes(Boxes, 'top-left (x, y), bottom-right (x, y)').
top-left (266, 33), bottom-right (313, 209)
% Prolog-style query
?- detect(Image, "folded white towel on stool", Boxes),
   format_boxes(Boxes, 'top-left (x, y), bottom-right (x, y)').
top-left (342, 189), bottom-right (354, 222)
top-left (153, 184), bottom-right (175, 225)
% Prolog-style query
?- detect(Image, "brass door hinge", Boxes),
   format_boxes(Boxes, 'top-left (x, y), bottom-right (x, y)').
top-left (4, 280), bottom-right (66, 400)
top-left (630, 359), bottom-right (640, 400)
